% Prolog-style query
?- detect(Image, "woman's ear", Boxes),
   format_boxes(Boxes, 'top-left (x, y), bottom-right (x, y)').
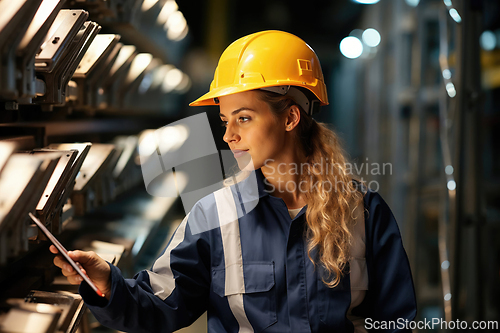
top-left (285, 105), bottom-right (301, 131)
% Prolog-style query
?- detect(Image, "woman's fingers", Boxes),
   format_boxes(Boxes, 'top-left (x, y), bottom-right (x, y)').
top-left (66, 274), bottom-right (84, 285)
top-left (49, 247), bottom-right (112, 299)
top-left (49, 245), bottom-right (58, 254)
top-left (53, 254), bottom-right (69, 270)
top-left (67, 250), bottom-right (96, 267)
top-left (53, 255), bottom-right (88, 277)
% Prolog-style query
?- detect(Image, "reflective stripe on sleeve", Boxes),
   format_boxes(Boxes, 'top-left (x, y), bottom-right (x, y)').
top-left (147, 213), bottom-right (189, 300)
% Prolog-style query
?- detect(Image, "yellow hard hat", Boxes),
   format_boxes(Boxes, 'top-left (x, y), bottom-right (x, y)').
top-left (189, 30), bottom-right (328, 109)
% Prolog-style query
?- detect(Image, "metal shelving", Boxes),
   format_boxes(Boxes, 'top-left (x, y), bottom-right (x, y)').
top-left (335, 0), bottom-right (498, 329)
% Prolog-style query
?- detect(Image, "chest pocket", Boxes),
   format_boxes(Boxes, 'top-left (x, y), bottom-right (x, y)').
top-left (212, 262), bottom-right (277, 331)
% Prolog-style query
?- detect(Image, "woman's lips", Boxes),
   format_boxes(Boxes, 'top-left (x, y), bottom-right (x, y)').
top-left (232, 150), bottom-right (249, 158)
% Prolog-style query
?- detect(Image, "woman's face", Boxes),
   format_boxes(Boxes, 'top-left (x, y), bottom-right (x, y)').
top-left (219, 90), bottom-right (287, 171)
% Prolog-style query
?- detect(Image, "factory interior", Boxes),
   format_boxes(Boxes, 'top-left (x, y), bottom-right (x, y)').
top-left (0, 0), bottom-right (499, 332)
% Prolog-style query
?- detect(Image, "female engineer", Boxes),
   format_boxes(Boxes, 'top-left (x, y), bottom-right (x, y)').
top-left (51, 30), bottom-right (417, 332)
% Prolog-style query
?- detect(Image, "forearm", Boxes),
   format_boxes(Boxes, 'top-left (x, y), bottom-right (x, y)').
top-left (80, 263), bottom-right (194, 333)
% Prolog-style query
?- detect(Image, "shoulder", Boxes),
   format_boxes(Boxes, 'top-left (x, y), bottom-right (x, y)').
top-left (357, 188), bottom-right (407, 256)
top-left (348, 180), bottom-right (403, 245)
top-left (191, 169), bottom-right (261, 216)
top-left (186, 184), bottom-right (243, 235)
top-left (191, 184), bottom-right (238, 214)
top-left (185, 189), bottom-right (218, 235)
top-left (349, 179), bottom-right (392, 215)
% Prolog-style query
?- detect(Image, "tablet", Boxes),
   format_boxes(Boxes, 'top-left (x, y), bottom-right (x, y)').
top-left (29, 212), bottom-right (105, 297)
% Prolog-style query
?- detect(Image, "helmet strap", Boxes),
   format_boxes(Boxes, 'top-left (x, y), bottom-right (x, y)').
top-left (260, 86), bottom-right (317, 115)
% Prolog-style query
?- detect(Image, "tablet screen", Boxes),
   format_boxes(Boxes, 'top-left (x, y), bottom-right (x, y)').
top-left (29, 212), bottom-right (105, 297)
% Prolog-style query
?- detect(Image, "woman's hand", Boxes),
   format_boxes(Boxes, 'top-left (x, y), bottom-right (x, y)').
top-left (50, 245), bottom-right (112, 300)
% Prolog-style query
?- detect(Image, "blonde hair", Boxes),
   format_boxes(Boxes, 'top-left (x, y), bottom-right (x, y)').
top-left (256, 89), bottom-right (365, 288)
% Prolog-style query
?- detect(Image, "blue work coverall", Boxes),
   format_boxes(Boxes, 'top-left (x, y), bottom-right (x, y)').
top-left (80, 168), bottom-right (417, 332)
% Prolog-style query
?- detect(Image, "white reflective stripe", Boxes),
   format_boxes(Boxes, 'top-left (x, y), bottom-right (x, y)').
top-left (147, 213), bottom-right (189, 300)
top-left (347, 202), bottom-right (368, 333)
top-left (214, 187), bottom-right (244, 294)
top-left (227, 294), bottom-right (254, 333)
top-left (215, 186), bottom-right (239, 226)
top-left (214, 187), bottom-right (253, 332)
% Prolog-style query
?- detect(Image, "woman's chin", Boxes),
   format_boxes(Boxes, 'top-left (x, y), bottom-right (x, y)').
top-left (236, 154), bottom-right (255, 172)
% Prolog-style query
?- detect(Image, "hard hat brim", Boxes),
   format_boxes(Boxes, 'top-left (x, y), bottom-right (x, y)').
top-left (189, 83), bottom-right (329, 107)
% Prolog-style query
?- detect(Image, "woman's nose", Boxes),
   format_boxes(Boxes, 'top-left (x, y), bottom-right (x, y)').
top-left (223, 123), bottom-right (240, 143)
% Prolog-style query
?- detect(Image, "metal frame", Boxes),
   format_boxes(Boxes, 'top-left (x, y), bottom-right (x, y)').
top-left (0, 0), bottom-right (43, 99)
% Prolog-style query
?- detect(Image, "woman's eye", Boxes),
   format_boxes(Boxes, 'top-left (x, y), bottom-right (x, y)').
top-left (220, 117), bottom-right (249, 127)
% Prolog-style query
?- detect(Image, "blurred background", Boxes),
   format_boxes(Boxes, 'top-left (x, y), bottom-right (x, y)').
top-left (0, 0), bottom-right (499, 332)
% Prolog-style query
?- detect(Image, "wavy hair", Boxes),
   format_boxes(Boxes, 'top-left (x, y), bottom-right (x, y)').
top-left (256, 89), bottom-right (365, 288)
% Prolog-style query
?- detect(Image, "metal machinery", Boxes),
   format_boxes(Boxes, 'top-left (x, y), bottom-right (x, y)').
top-left (331, 0), bottom-right (499, 329)
top-left (0, 1), bottom-right (191, 332)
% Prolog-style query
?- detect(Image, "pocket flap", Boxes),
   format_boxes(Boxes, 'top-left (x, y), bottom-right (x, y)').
top-left (243, 262), bottom-right (275, 293)
top-left (212, 262), bottom-right (275, 297)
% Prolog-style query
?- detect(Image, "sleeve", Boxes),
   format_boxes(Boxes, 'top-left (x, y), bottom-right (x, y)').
top-left (78, 203), bottom-right (211, 333)
top-left (351, 189), bottom-right (417, 332)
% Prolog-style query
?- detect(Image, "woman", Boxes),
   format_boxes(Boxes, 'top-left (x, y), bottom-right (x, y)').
top-left (51, 30), bottom-right (417, 332)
